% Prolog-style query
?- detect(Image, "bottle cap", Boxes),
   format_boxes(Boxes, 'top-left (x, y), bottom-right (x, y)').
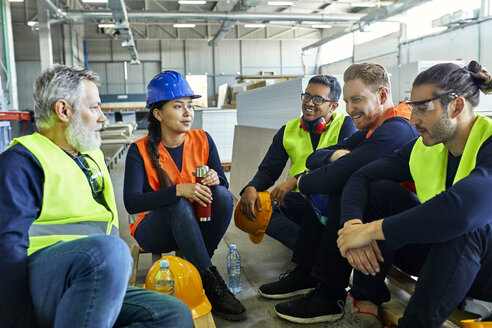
top-left (196, 165), bottom-right (209, 178)
top-left (159, 259), bottom-right (170, 269)
top-left (230, 244), bottom-right (237, 250)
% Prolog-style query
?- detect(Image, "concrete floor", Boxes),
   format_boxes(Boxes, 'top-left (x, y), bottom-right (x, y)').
top-left (108, 131), bottom-right (323, 328)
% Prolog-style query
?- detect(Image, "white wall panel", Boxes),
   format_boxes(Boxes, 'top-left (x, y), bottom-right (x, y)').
top-left (13, 26), bottom-right (40, 61)
top-left (135, 40), bottom-right (160, 61)
top-left (214, 40), bottom-right (240, 75)
top-left (16, 61), bottom-right (41, 110)
top-left (241, 40), bottom-right (281, 69)
top-left (143, 62), bottom-right (161, 84)
top-left (478, 20), bottom-right (492, 71)
top-left (354, 33), bottom-right (399, 63)
top-left (87, 40), bottom-right (112, 61)
top-left (185, 40), bottom-right (213, 74)
top-left (112, 40), bottom-right (130, 61)
top-left (407, 25), bottom-right (479, 64)
top-left (106, 62), bottom-right (124, 94)
top-left (161, 40), bottom-right (185, 72)
top-left (320, 58), bottom-right (353, 75)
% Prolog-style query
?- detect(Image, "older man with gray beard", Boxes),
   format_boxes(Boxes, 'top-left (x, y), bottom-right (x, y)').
top-left (0, 65), bottom-right (193, 328)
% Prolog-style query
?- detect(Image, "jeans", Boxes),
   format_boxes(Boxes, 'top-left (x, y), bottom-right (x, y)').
top-left (265, 192), bottom-right (315, 250)
top-left (28, 235), bottom-right (193, 328)
top-left (351, 180), bottom-right (492, 328)
top-left (135, 185), bottom-right (233, 271)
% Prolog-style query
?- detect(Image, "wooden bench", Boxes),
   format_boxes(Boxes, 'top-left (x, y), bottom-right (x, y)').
top-left (129, 244), bottom-right (216, 328)
top-left (381, 267), bottom-right (480, 327)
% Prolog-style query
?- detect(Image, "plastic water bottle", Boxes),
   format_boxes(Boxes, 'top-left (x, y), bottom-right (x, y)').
top-left (227, 244), bottom-right (242, 294)
top-left (155, 259), bottom-right (175, 296)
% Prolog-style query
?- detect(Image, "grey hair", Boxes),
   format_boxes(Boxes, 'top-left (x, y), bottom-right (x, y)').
top-left (33, 65), bottom-right (100, 129)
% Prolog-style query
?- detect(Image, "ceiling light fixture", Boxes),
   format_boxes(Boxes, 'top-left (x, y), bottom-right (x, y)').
top-left (267, 1), bottom-right (293, 6)
top-left (312, 24), bottom-right (332, 28)
top-left (81, 0), bottom-right (108, 3)
top-left (350, 2), bottom-right (376, 7)
top-left (173, 23), bottom-right (196, 28)
top-left (244, 24), bottom-right (265, 28)
top-left (27, 21), bottom-right (37, 26)
top-left (178, 0), bottom-right (206, 4)
top-left (8, 0), bottom-right (24, 3)
top-left (98, 23), bottom-right (115, 28)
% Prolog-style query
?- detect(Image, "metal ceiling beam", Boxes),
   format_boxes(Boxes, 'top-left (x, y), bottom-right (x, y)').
top-left (209, 0), bottom-right (262, 47)
top-left (302, 0), bottom-right (432, 51)
top-left (64, 11), bottom-right (364, 22)
top-left (107, 0), bottom-right (140, 63)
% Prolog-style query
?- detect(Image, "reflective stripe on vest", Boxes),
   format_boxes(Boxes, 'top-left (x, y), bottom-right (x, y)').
top-left (130, 130), bottom-right (210, 236)
top-left (29, 221), bottom-right (109, 236)
top-left (366, 102), bottom-right (411, 138)
top-left (409, 114), bottom-right (492, 203)
top-left (10, 133), bottom-right (119, 255)
top-left (283, 112), bottom-right (346, 192)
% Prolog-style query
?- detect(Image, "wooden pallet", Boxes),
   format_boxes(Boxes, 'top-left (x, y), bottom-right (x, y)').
top-left (381, 267), bottom-right (479, 327)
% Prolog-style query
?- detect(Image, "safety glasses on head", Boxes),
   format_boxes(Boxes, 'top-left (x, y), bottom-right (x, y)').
top-left (76, 154), bottom-right (104, 197)
top-left (301, 93), bottom-right (334, 106)
top-left (407, 92), bottom-right (458, 114)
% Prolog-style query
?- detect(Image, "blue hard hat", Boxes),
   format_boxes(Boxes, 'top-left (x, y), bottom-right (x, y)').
top-left (146, 70), bottom-right (201, 107)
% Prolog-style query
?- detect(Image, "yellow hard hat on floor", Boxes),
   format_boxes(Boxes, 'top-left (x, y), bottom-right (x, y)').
top-left (145, 255), bottom-right (212, 319)
top-left (234, 191), bottom-right (273, 244)
top-left (462, 319), bottom-right (492, 327)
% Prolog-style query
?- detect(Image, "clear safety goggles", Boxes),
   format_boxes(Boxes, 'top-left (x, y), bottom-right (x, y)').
top-left (407, 92), bottom-right (458, 114)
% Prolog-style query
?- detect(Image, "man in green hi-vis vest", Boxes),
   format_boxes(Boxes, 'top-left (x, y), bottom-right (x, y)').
top-left (238, 75), bottom-right (357, 250)
top-left (0, 65), bottom-right (192, 327)
top-left (334, 61), bottom-right (492, 328)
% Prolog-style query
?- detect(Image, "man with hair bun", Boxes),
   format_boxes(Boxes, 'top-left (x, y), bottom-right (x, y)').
top-left (0, 65), bottom-right (193, 328)
top-left (334, 60), bottom-right (492, 327)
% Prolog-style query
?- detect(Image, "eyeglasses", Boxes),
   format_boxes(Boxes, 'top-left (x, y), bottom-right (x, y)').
top-left (407, 92), bottom-right (458, 114)
top-left (76, 154), bottom-right (105, 197)
top-left (301, 93), bottom-right (334, 106)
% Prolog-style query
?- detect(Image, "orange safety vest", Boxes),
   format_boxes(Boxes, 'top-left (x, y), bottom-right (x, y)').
top-left (365, 102), bottom-right (415, 193)
top-left (365, 101), bottom-right (411, 138)
top-left (129, 129), bottom-right (210, 236)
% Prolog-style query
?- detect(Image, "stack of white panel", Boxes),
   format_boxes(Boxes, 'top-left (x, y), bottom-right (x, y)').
top-left (236, 75), bottom-right (345, 130)
top-left (192, 108), bottom-right (237, 162)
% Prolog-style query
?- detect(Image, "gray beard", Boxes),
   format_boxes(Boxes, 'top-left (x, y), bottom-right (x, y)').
top-left (65, 110), bottom-right (101, 152)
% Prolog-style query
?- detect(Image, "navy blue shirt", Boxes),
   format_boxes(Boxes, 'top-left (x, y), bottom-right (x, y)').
top-left (245, 116), bottom-right (357, 192)
top-left (0, 143), bottom-right (106, 327)
top-left (124, 131), bottom-right (228, 214)
top-left (298, 116), bottom-right (419, 195)
top-left (341, 136), bottom-right (492, 250)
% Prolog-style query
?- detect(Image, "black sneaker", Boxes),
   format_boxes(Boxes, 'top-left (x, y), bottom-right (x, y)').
top-left (274, 286), bottom-right (343, 324)
top-left (258, 266), bottom-right (317, 299)
top-left (200, 266), bottom-right (247, 321)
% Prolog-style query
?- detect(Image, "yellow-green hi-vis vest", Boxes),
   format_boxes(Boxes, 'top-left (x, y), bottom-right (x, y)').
top-left (10, 133), bottom-right (119, 255)
top-left (283, 112), bottom-right (346, 192)
top-left (409, 114), bottom-right (492, 203)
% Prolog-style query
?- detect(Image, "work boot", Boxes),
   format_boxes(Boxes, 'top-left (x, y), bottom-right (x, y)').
top-left (258, 266), bottom-right (317, 299)
top-left (323, 294), bottom-right (384, 328)
top-left (274, 285), bottom-right (343, 324)
top-left (200, 265), bottom-right (247, 321)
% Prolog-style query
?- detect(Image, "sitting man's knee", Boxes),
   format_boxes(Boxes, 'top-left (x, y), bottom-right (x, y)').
top-left (85, 235), bottom-right (132, 274)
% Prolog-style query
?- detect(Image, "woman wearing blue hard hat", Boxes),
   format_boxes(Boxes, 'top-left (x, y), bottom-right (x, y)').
top-left (123, 70), bottom-right (246, 321)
